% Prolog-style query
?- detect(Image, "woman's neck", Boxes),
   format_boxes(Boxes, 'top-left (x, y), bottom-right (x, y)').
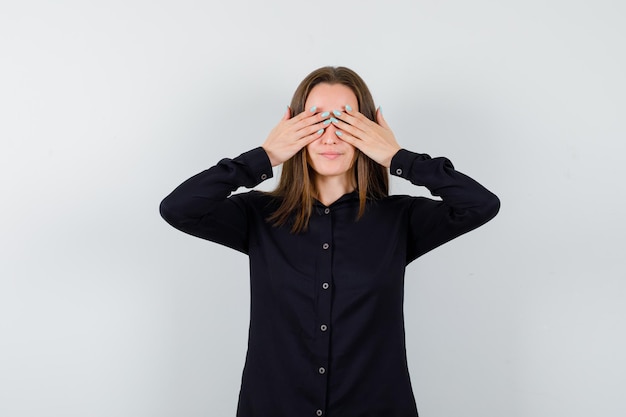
top-left (314, 175), bottom-right (356, 206)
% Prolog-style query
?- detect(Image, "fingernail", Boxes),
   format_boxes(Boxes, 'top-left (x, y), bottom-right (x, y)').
top-left (345, 104), bottom-right (353, 111)
top-left (320, 111), bottom-right (330, 118)
top-left (317, 129), bottom-right (324, 135)
top-left (310, 106), bottom-right (317, 112)
top-left (323, 119), bottom-right (332, 125)
top-left (333, 110), bottom-right (342, 117)
top-left (378, 106), bottom-right (383, 114)
top-left (335, 131), bottom-right (343, 137)
top-left (330, 117), bottom-right (339, 123)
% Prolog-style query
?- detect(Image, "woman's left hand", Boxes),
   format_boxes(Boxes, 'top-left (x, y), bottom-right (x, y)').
top-left (331, 106), bottom-right (401, 168)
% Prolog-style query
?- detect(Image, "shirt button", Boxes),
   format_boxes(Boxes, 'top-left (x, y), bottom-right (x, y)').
top-left (322, 282), bottom-right (329, 290)
top-left (260, 173), bottom-right (268, 180)
top-left (395, 168), bottom-right (403, 175)
top-left (322, 243), bottom-right (329, 250)
top-left (320, 324), bottom-right (328, 331)
top-left (319, 367), bottom-right (326, 374)
top-left (316, 410), bottom-right (323, 416)
top-left (324, 208), bottom-right (330, 214)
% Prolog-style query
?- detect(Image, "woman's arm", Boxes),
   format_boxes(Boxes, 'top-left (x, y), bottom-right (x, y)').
top-left (332, 106), bottom-right (500, 262)
top-left (159, 147), bottom-right (272, 253)
top-left (390, 149), bottom-right (500, 263)
top-left (160, 107), bottom-right (330, 252)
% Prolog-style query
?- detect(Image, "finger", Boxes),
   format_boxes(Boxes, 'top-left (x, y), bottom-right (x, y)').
top-left (283, 106), bottom-right (291, 121)
top-left (300, 126), bottom-right (326, 146)
top-left (376, 107), bottom-right (390, 128)
top-left (330, 107), bottom-right (374, 138)
top-left (334, 108), bottom-right (373, 132)
top-left (333, 129), bottom-right (363, 150)
top-left (294, 105), bottom-right (323, 119)
top-left (287, 106), bottom-right (315, 124)
top-left (297, 119), bottom-right (332, 140)
top-left (293, 110), bottom-right (331, 131)
top-left (329, 116), bottom-right (365, 140)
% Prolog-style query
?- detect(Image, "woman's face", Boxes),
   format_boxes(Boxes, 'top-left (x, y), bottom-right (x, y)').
top-left (304, 83), bottom-right (358, 180)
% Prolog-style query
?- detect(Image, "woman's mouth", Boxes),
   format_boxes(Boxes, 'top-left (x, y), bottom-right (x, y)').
top-left (320, 152), bottom-right (342, 160)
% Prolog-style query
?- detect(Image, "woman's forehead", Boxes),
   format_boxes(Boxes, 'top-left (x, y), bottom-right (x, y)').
top-left (305, 83), bottom-right (358, 110)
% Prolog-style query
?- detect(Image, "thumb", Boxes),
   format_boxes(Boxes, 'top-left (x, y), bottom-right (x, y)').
top-left (283, 105), bottom-right (291, 120)
top-left (376, 106), bottom-right (389, 128)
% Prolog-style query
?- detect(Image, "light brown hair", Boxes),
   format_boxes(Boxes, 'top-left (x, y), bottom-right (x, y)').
top-left (268, 66), bottom-right (389, 233)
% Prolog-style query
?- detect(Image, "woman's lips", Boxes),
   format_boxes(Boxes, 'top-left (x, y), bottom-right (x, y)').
top-left (320, 152), bottom-right (342, 160)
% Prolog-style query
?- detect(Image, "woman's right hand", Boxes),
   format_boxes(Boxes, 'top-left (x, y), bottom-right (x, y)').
top-left (262, 107), bottom-right (331, 167)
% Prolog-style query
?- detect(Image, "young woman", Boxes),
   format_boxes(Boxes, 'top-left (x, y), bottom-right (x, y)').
top-left (160, 66), bottom-right (500, 417)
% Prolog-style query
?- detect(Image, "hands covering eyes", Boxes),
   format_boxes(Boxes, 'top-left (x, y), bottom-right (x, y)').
top-left (262, 106), bottom-right (329, 167)
top-left (262, 105), bottom-right (401, 168)
top-left (328, 105), bottom-right (401, 168)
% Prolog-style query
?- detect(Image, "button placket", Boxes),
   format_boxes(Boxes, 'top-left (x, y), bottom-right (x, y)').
top-left (314, 205), bottom-right (333, 416)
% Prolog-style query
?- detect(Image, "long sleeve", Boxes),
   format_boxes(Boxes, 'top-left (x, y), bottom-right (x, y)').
top-left (159, 147), bottom-right (273, 253)
top-left (390, 149), bottom-right (500, 263)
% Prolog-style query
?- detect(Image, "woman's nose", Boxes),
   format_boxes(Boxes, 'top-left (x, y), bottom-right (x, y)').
top-left (321, 126), bottom-right (337, 144)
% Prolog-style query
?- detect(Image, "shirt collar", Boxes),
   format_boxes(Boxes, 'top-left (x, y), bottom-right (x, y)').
top-left (313, 190), bottom-right (359, 208)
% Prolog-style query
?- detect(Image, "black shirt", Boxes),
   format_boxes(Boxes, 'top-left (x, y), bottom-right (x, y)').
top-left (160, 147), bottom-right (500, 417)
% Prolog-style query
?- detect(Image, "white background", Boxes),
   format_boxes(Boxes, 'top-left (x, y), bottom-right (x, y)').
top-left (1, 1), bottom-right (625, 416)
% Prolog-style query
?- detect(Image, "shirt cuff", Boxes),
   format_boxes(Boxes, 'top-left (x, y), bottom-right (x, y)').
top-left (236, 147), bottom-right (274, 185)
top-left (390, 149), bottom-right (431, 179)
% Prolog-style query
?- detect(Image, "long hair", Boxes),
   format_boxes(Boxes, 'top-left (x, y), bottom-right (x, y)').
top-left (268, 66), bottom-right (389, 233)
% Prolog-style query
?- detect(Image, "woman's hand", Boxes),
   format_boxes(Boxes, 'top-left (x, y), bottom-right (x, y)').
top-left (262, 107), bottom-right (331, 167)
top-left (331, 106), bottom-right (401, 168)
